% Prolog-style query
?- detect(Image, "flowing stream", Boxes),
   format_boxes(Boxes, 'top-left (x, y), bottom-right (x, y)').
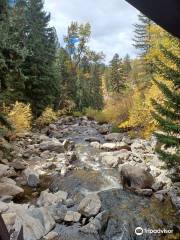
top-left (16, 118), bottom-right (180, 239)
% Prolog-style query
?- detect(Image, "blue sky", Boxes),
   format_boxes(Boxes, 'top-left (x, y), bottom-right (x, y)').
top-left (44, 0), bottom-right (139, 62)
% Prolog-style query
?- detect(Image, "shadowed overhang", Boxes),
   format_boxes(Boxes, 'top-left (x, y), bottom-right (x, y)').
top-left (125, 0), bottom-right (180, 39)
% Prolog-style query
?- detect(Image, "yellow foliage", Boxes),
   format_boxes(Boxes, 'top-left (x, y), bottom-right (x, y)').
top-left (58, 100), bottom-right (76, 116)
top-left (85, 108), bottom-right (108, 124)
top-left (120, 90), bottom-right (147, 130)
top-left (146, 24), bottom-right (179, 71)
top-left (85, 93), bottom-right (133, 125)
top-left (119, 25), bottom-right (179, 139)
top-left (103, 94), bottom-right (133, 123)
top-left (36, 107), bottom-right (57, 127)
top-left (119, 79), bottom-right (170, 138)
top-left (5, 102), bottom-right (32, 133)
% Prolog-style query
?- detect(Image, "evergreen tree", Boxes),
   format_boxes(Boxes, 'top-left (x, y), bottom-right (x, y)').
top-left (55, 47), bottom-right (76, 109)
top-left (133, 13), bottom-right (151, 57)
top-left (123, 54), bottom-right (131, 79)
top-left (22, 0), bottom-right (59, 116)
top-left (108, 53), bottom-right (125, 93)
top-left (151, 43), bottom-right (180, 168)
top-left (75, 53), bottom-right (104, 111)
top-left (0, 0), bottom-right (27, 105)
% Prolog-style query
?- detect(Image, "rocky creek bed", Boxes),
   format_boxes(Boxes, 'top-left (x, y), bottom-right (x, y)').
top-left (0, 116), bottom-right (179, 239)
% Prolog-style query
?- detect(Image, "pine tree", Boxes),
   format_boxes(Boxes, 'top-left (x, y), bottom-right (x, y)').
top-left (55, 47), bottom-right (76, 109)
top-left (151, 43), bottom-right (180, 168)
top-left (108, 53), bottom-right (125, 93)
top-left (133, 13), bottom-right (151, 57)
top-left (0, 0), bottom-right (27, 105)
top-left (22, 0), bottom-right (59, 116)
top-left (123, 54), bottom-right (131, 79)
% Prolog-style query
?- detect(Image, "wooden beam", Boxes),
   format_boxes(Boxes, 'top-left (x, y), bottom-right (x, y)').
top-left (125, 0), bottom-right (180, 38)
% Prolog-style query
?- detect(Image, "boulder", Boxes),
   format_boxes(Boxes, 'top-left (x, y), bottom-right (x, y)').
top-left (0, 164), bottom-right (9, 178)
top-left (43, 231), bottom-right (58, 240)
top-left (90, 142), bottom-right (101, 149)
top-left (100, 142), bottom-right (131, 151)
top-left (80, 211), bottom-right (109, 234)
top-left (0, 183), bottom-right (24, 198)
top-left (85, 137), bottom-right (100, 143)
top-left (98, 125), bottom-right (110, 134)
top-left (9, 160), bottom-right (26, 170)
top-left (156, 170), bottom-right (172, 187)
top-left (152, 182), bottom-right (164, 191)
top-left (154, 193), bottom-right (164, 202)
top-left (104, 133), bottom-right (123, 142)
top-left (54, 224), bottom-right (99, 240)
top-left (135, 188), bottom-right (153, 197)
top-left (78, 193), bottom-right (101, 217)
top-left (169, 182), bottom-right (180, 209)
top-left (37, 190), bottom-right (68, 207)
top-left (64, 198), bottom-right (75, 208)
top-left (0, 195), bottom-right (13, 203)
top-left (0, 177), bottom-right (16, 185)
top-left (48, 204), bottom-right (67, 222)
top-left (28, 207), bottom-right (55, 234)
top-left (120, 164), bottom-right (154, 190)
top-left (100, 150), bottom-right (131, 167)
top-left (11, 205), bottom-right (52, 240)
top-left (64, 211), bottom-right (81, 222)
top-left (39, 140), bottom-right (65, 153)
top-left (24, 168), bottom-right (40, 188)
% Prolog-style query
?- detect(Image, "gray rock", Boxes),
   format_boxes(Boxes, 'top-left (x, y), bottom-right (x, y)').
top-left (135, 188), bottom-right (153, 197)
top-left (90, 142), bottom-right (100, 149)
top-left (11, 205), bottom-right (52, 240)
top-left (85, 137), bottom-right (100, 143)
top-left (9, 160), bottom-right (26, 170)
top-left (154, 193), bottom-right (164, 202)
top-left (120, 164), bottom-right (154, 190)
top-left (24, 168), bottom-right (40, 187)
top-left (98, 189), bottom-right (161, 240)
top-left (81, 211), bottom-right (109, 234)
top-left (44, 231), bottom-right (58, 240)
top-left (98, 124), bottom-right (110, 134)
top-left (0, 182), bottom-right (24, 198)
top-left (104, 133), bottom-right (123, 142)
top-left (39, 140), bottom-right (65, 153)
top-left (169, 183), bottom-right (180, 209)
top-left (64, 198), bottom-right (75, 208)
top-left (0, 164), bottom-right (9, 178)
top-left (152, 182), bottom-right (164, 191)
top-left (54, 224), bottom-right (99, 240)
top-left (28, 207), bottom-right (55, 234)
top-left (0, 177), bottom-right (16, 185)
top-left (0, 195), bottom-right (13, 203)
top-left (101, 142), bottom-right (131, 151)
top-left (100, 150), bottom-right (131, 167)
top-left (37, 190), bottom-right (68, 207)
top-left (64, 211), bottom-right (81, 222)
top-left (48, 204), bottom-right (67, 222)
top-left (78, 194), bottom-right (101, 217)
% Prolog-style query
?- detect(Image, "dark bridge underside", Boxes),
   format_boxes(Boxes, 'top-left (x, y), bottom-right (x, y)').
top-left (125, 0), bottom-right (180, 39)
